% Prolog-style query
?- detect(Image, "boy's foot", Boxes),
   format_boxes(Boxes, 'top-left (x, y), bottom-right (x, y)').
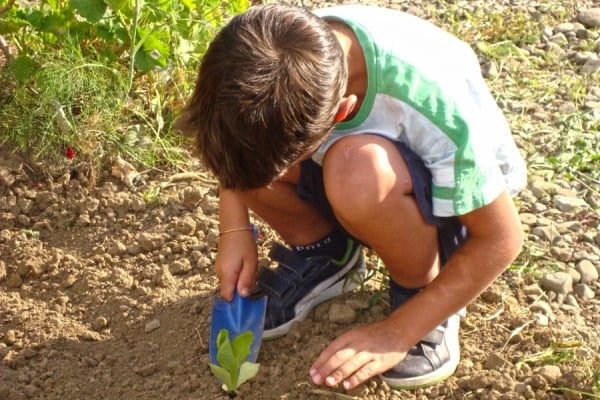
top-left (254, 239), bottom-right (365, 340)
top-left (380, 281), bottom-right (461, 389)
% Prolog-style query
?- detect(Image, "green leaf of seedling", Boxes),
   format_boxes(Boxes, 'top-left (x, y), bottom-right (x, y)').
top-left (211, 329), bottom-right (260, 392)
top-left (69, 0), bottom-right (108, 23)
top-left (237, 361), bottom-right (260, 388)
top-left (209, 363), bottom-right (235, 392)
top-left (231, 331), bottom-right (253, 365)
top-left (215, 330), bottom-right (238, 378)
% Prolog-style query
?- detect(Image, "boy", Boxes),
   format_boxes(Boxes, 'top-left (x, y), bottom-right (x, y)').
top-left (177, 3), bottom-right (526, 391)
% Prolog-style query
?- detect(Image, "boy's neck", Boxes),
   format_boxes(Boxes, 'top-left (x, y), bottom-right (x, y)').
top-left (329, 21), bottom-right (367, 119)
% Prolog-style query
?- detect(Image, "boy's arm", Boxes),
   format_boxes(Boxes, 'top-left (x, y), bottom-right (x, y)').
top-left (394, 189), bottom-right (523, 345)
top-left (310, 190), bottom-right (523, 389)
top-left (216, 187), bottom-right (258, 300)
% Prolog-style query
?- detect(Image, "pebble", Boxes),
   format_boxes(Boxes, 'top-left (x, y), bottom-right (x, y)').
top-left (92, 317), bottom-right (109, 331)
top-left (579, 8), bottom-right (600, 27)
top-left (574, 283), bottom-right (595, 301)
top-left (552, 195), bottom-right (589, 212)
top-left (576, 259), bottom-right (598, 284)
top-left (533, 365), bottom-right (562, 384)
top-left (530, 301), bottom-right (553, 316)
top-left (61, 274), bottom-right (77, 289)
top-left (3, 330), bottom-right (17, 345)
top-left (541, 272), bottom-right (573, 295)
top-left (531, 226), bottom-right (559, 242)
top-left (144, 318), bottom-right (161, 333)
top-left (328, 303), bottom-right (357, 324)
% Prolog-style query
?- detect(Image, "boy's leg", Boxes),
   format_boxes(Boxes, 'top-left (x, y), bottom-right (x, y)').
top-left (237, 170), bottom-right (366, 339)
top-left (322, 133), bottom-right (465, 388)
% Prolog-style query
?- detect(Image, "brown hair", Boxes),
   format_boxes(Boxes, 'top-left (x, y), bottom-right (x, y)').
top-left (177, 3), bottom-right (347, 190)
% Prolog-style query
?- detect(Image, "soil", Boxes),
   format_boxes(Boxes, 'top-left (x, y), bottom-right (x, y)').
top-left (1, 1), bottom-right (600, 400)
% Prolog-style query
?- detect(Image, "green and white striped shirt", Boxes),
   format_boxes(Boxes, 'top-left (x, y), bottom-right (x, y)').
top-left (313, 5), bottom-right (526, 217)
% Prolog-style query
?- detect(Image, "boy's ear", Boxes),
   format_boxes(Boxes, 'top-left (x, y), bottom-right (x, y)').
top-left (335, 95), bottom-right (358, 122)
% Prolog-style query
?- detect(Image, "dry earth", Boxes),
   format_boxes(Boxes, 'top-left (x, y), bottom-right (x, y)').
top-left (1, 0), bottom-right (600, 399)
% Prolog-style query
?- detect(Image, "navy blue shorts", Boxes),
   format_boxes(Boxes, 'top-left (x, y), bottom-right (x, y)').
top-left (297, 137), bottom-right (467, 264)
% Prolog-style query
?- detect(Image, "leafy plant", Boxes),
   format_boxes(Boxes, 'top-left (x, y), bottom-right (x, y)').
top-left (209, 329), bottom-right (260, 394)
top-left (0, 0), bottom-right (249, 170)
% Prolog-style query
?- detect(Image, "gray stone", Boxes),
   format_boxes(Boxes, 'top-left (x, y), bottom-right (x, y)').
top-left (144, 318), bottom-right (161, 333)
top-left (576, 260), bottom-right (599, 284)
top-left (519, 213), bottom-right (537, 226)
top-left (533, 365), bottom-right (562, 384)
top-left (579, 8), bottom-right (600, 28)
top-left (531, 226), bottom-right (559, 242)
top-left (553, 196), bottom-right (589, 212)
top-left (550, 247), bottom-right (573, 263)
top-left (328, 303), bottom-right (357, 325)
top-left (530, 301), bottom-right (553, 316)
top-left (523, 283), bottom-right (544, 297)
top-left (574, 283), bottom-right (595, 301)
top-left (554, 22), bottom-right (575, 33)
top-left (484, 352), bottom-right (510, 370)
top-left (565, 294), bottom-right (579, 308)
top-left (566, 267), bottom-right (581, 284)
top-left (533, 313), bottom-right (549, 326)
top-left (529, 180), bottom-right (556, 198)
top-left (541, 272), bottom-right (573, 295)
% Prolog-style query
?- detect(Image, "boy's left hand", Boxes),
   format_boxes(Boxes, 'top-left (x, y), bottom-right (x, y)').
top-left (309, 320), bottom-right (408, 390)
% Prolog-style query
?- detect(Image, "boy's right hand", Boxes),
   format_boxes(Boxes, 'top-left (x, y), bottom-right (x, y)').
top-left (214, 231), bottom-right (258, 301)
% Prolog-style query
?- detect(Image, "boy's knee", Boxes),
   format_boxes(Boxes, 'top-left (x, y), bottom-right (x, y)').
top-left (322, 135), bottom-right (412, 219)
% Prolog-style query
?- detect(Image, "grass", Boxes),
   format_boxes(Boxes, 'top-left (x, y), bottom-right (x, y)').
top-left (0, 43), bottom-right (192, 170)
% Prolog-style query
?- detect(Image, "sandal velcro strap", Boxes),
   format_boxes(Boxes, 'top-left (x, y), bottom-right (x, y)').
top-left (268, 244), bottom-right (330, 277)
top-left (421, 325), bottom-right (445, 346)
top-left (256, 241), bottom-right (359, 331)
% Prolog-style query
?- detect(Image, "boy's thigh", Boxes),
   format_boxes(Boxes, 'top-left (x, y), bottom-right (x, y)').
top-left (298, 134), bottom-right (466, 261)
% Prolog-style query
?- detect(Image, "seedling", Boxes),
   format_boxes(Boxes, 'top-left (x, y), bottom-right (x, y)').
top-left (209, 329), bottom-right (260, 395)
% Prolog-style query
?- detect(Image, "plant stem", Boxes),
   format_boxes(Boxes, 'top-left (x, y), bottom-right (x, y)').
top-left (126, 0), bottom-right (140, 97)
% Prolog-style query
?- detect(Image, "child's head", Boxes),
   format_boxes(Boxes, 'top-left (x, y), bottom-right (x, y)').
top-left (178, 3), bottom-right (347, 190)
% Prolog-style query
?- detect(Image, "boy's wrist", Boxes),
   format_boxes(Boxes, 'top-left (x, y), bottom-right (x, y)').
top-left (218, 223), bottom-right (261, 239)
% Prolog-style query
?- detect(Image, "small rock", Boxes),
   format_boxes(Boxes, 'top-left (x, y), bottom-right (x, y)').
top-left (3, 330), bottom-right (17, 345)
top-left (576, 260), bottom-right (598, 284)
top-left (6, 273), bottom-right (23, 288)
top-left (170, 259), bottom-right (192, 275)
top-left (522, 284), bottom-right (544, 297)
top-left (328, 303), bottom-right (357, 324)
top-left (530, 301), bottom-right (553, 316)
top-left (579, 8), bottom-right (600, 28)
top-left (0, 260), bottom-right (5, 281)
top-left (0, 167), bottom-right (15, 187)
top-left (551, 247), bottom-right (573, 262)
top-left (533, 365), bottom-right (562, 384)
top-left (154, 266), bottom-right (176, 288)
top-left (553, 196), bottom-right (589, 212)
top-left (541, 272), bottom-right (573, 296)
top-left (565, 294), bottom-right (579, 308)
top-left (145, 319), bottom-right (161, 333)
top-left (574, 284), bottom-right (595, 301)
top-left (92, 317), bottom-right (109, 331)
top-left (519, 213), bottom-right (537, 226)
top-left (554, 22), bottom-right (575, 33)
top-left (533, 313), bottom-right (549, 326)
top-left (61, 274), bottom-right (77, 289)
top-left (484, 352), bottom-right (510, 370)
top-left (531, 226), bottom-right (559, 242)
top-left (566, 267), bottom-right (581, 284)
